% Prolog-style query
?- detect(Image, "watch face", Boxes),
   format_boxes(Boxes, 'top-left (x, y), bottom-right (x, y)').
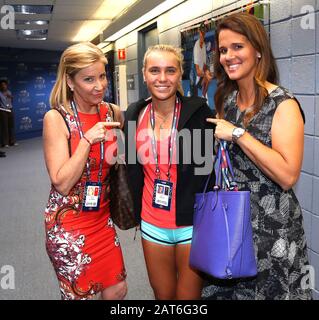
top-left (233, 127), bottom-right (245, 141)
top-left (236, 128), bottom-right (245, 136)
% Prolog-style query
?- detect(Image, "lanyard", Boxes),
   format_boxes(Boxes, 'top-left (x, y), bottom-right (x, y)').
top-left (219, 141), bottom-right (237, 191)
top-left (70, 100), bottom-right (104, 183)
top-left (149, 97), bottom-right (181, 181)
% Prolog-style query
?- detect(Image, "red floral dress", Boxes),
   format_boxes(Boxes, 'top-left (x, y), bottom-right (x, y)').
top-left (44, 103), bottom-right (126, 300)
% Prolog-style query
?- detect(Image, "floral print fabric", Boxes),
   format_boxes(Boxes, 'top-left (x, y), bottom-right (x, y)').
top-left (44, 104), bottom-right (126, 300)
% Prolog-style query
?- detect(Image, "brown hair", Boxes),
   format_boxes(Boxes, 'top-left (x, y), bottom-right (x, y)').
top-left (214, 12), bottom-right (278, 126)
top-left (142, 44), bottom-right (184, 96)
top-left (50, 42), bottom-right (107, 113)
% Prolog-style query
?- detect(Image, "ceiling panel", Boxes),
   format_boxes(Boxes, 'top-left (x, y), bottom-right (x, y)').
top-left (48, 21), bottom-right (84, 37)
top-left (0, 0), bottom-right (140, 51)
top-left (0, 29), bottom-right (16, 38)
top-left (52, 6), bottom-right (101, 20)
top-left (4, 0), bottom-right (54, 5)
top-left (13, 13), bottom-right (51, 20)
top-left (54, 0), bottom-right (104, 5)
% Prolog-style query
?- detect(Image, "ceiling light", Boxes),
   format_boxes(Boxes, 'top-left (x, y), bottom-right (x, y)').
top-left (15, 20), bottom-right (49, 26)
top-left (11, 5), bottom-right (53, 15)
top-left (97, 42), bottom-right (110, 49)
top-left (105, 0), bottom-right (184, 42)
top-left (21, 30), bottom-right (32, 36)
top-left (73, 21), bottom-right (112, 42)
top-left (16, 29), bottom-right (48, 40)
top-left (24, 37), bottom-right (47, 41)
top-left (34, 20), bottom-right (49, 25)
top-left (17, 29), bottom-right (47, 36)
top-left (72, 0), bottom-right (139, 42)
top-left (92, 0), bottom-right (139, 19)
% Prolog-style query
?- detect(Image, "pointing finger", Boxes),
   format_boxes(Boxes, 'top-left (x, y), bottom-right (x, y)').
top-left (206, 118), bottom-right (218, 124)
top-left (101, 122), bottom-right (121, 128)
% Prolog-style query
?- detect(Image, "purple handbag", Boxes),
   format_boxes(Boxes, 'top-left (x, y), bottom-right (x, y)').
top-left (190, 141), bottom-right (257, 279)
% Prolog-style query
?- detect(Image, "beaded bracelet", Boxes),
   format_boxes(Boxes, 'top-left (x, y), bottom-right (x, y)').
top-left (83, 135), bottom-right (92, 146)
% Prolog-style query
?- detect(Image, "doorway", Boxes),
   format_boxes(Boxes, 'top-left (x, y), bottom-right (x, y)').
top-left (138, 23), bottom-right (158, 99)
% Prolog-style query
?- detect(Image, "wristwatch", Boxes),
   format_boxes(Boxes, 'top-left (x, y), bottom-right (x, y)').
top-left (232, 127), bottom-right (246, 143)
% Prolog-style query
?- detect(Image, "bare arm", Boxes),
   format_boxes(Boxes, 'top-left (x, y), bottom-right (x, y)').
top-left (43, 109), bottom-right (120, 195)
top-left (207, 99), bottom-right (304, 190)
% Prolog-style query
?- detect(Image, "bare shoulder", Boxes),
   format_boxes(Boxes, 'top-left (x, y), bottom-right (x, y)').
top-left (273, 98), bottom-right (304, 128)
top-left (43, 109), bottom-right (69, 137)
top-left (276, 98), bottom-right (301, 116)
top-left (44, 108), bottom-right (63, 123)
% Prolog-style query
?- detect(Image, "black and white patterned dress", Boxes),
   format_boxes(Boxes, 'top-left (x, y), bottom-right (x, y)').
top-left (202, 86), bottom-right (312, 300)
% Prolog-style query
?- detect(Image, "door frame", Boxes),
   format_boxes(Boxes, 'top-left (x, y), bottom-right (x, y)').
top-left (137, 22), bottom-right (158, 99)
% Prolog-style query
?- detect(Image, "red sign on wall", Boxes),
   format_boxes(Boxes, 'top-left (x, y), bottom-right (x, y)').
top-left (118, 49), bottom-right (126, 60)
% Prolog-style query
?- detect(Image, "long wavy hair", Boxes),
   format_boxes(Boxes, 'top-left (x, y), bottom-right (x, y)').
top-left (50, 42), bottom-right (107, 113)
top-left (142, 44), bottom-right (184, 96)
top-left (214, 12), bottom-right (278, 126)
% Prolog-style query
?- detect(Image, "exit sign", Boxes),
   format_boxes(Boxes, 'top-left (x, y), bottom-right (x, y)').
top-left (118, 49), bottom-right (126, 60)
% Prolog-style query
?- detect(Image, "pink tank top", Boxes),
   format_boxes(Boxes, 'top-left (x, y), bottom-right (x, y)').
top-left (136, 105), bottom-right (179, 228)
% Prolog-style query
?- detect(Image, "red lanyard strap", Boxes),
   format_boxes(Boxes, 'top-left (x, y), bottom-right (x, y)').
top-left (70, 100), bottom-right (104, 183)
top-left (149, 97), bottom-right (181, 181)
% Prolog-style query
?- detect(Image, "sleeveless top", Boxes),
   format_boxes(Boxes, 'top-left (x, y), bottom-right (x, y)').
top-left (136, 105), bottom-right (179, 228)
top-left (44, 102), bottom-right (126, 300)
top-left (45, 102), bottom-right (113, 226)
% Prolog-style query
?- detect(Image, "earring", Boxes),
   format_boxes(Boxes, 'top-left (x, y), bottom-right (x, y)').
top-left (257, 53), bottom-right (261, 59)
top-left (70, 87), bottom-right (74, 91)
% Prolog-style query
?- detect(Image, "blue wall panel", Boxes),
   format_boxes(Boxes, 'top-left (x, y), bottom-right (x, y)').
top-left (0, 48), bottom-right (61, 140)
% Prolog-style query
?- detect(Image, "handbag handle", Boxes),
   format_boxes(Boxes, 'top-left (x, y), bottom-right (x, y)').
top-left (196, 141), bottom-right (236, 210)
top-left (106, 103), bottom-right (126, 165)
top-left (215, 141), bottom-right (237, 190)
top-left (201, 141), bottom-right (237, 195)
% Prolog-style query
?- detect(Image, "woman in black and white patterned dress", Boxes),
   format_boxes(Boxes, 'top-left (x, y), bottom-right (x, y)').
top-left (205, 13), bottom-right (312, 300)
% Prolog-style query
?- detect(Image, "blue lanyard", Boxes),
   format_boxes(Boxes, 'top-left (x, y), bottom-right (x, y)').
top-left (70, 100), bottom-right (104, 183)
top-left (149, 97), bottom-right (181, 181)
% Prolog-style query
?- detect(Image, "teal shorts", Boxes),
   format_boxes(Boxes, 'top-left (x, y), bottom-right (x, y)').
top-left (141, 220), bottom-right (193, 246)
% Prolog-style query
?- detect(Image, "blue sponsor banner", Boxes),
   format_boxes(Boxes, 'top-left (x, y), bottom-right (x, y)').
top-left (0, 62), bottom-right (57, 139)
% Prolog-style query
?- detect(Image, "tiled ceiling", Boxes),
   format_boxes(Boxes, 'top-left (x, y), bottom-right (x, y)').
top-left (0, 0), bottom-right (139, 51)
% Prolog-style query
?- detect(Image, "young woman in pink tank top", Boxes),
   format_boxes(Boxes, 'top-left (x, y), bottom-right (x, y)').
top-left (124, 45), bottom-right (215, 300)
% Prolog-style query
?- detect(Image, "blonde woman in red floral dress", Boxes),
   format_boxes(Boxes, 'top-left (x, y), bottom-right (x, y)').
top-left (43, 42), bottom-right (127, 300)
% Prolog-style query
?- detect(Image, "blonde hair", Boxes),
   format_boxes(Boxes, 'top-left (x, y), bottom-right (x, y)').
top-left (142, 44), bottom-right (184, 96)
top-left (50, 42), bottom-right (107, 113)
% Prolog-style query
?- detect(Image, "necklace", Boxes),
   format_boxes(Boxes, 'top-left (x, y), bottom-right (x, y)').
top-left (155, 112), bottom-right (172, 129)
top-left (236, 91), bottom-right (255, 111)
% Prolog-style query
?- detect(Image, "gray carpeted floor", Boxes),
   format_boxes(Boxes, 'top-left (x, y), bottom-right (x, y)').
top-left (0, 138), bottom-right (153, 300)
